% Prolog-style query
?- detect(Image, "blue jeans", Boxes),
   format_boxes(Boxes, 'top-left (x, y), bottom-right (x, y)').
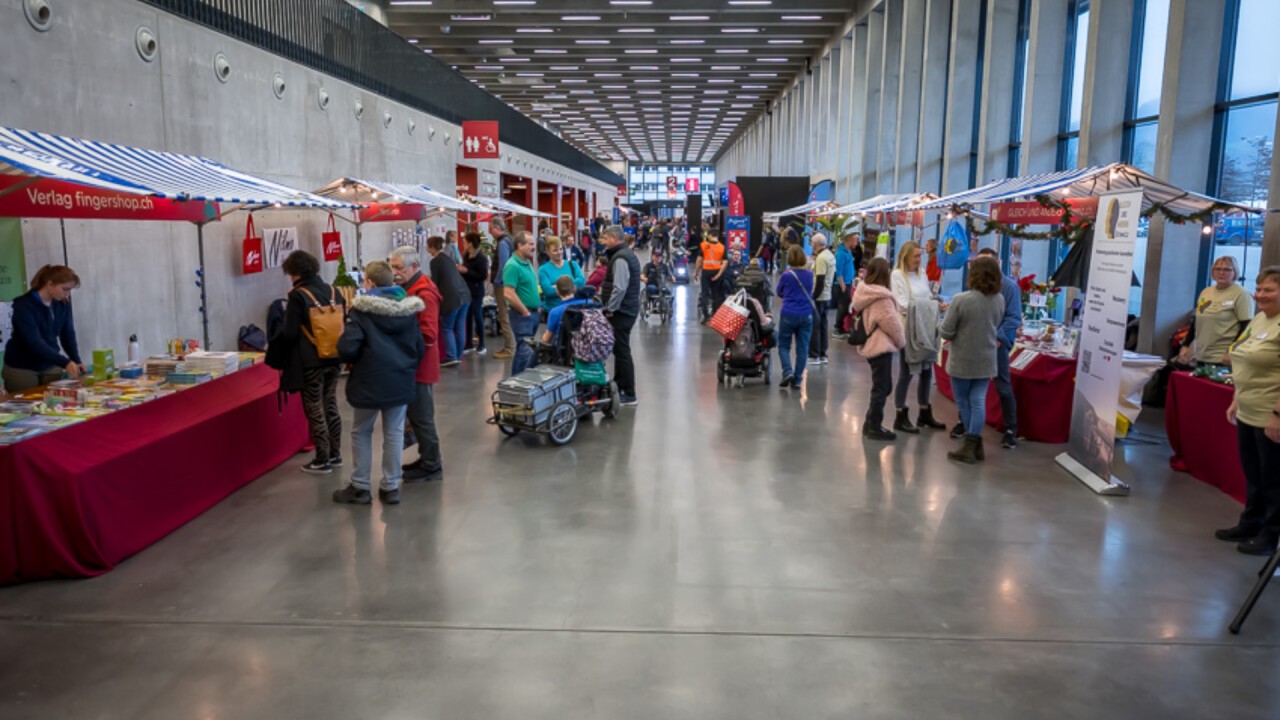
top-left (442, 303), bottom-right (469, 362)
top-left (951, 377), bottom-right (990, 437)
top-left (351, 405), bottom-right (407, 492)
top-left (509, 309), bottom-right (540, 376)
top-left (776, 312), bottom-right (814, 382)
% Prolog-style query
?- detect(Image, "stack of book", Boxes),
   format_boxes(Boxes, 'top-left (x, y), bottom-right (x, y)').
top-left (178, 351), bottom-right (239, 376)
top-left (144, 357), bottom-right (180, 378)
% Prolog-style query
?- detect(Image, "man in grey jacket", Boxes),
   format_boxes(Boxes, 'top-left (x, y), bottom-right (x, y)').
top-left (601, 225), bottom-right (641, 407)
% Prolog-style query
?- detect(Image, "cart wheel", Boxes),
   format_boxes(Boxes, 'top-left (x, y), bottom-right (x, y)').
top-left (548, 402), bottom-right (579, 445)
top-left (498, 423), bottom-right (519, 437)
top-left (603, 381), bottom-right (620, 418)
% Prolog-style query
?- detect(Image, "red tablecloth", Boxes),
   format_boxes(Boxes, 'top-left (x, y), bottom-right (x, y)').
top-left (1165, 371), bottom-right (1245, 503)
top-left (934, 349), bottom-right (1076, 443)
top-left (0, 363), bottom-right (307, 584)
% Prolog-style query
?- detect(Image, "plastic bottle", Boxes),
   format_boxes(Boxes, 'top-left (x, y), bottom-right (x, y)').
top-left (128, 334), bottom-right (140, 364)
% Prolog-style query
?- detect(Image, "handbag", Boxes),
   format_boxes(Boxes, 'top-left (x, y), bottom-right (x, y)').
top-left (709, 289), bottom-right (751, 340)
top-left (846, 309), bottom-right (870, 346)
top-left (322, 213), bottom-right (342, 262)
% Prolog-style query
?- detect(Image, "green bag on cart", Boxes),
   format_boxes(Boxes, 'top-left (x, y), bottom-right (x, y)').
top-left (574, 359), bottom-right (608, 386)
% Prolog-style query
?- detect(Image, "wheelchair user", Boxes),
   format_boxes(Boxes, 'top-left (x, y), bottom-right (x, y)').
top-left (641, 249), bottom-right (675, 300)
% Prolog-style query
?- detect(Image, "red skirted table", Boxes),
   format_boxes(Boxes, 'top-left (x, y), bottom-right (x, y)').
top-left (1165, 370), bottom-right (1245, 503)
top-left (0, 363), bottom-right (307, 584)
top-left (934, 349), bottom-right (1077, 443)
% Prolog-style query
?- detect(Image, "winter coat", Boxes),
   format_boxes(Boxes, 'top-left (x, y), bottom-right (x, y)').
top-left (3, 290), bottom-right (81, 371)
top-left (429, 252), bottom-right (470, 315)
top-left (460, 251), bottom-right (489, 294)
top-left (852, 282), bottom-right (906, 359)
top-left (401, 271), bottom-right (443, 385)
top-left (267, 275), bottom-right (344, 393)
top-left (940, 290), bottom-right (1004, 379)
top-left (337, 288), bottom-right (425, 409)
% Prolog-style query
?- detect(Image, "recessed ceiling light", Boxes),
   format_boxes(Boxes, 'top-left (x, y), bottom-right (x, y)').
top-left (781, 14), bottom-right (821, 20)
top-left (534, 49), bottom-right (568, 55)
top-left (715, 50), bottom-right (749, 55)
top-left (709, 79), bottom-right (735, 84)
top-left (562, 79), bottom-right (587, 84)
top-left (723, 28), bottom-right (760, 34)
top-left (479, 40), bottom-right (514, 45)
top-left (670, 15), bottom-right (710, 20)
top-left (390, 1), bottom-right (433, 5)
top-left (586, 58), bottom-right (616, 63)
top-left (758, 58), bottom-right (789, 62)
top-left (493, 0), bottom-right (536, 5)
top-left (516, 28), bottom-right (555, 33)
top-left (749, 72), bottom-right (778, 77)
top-left (630, 65), bottom-right (659, 70)
top-left (671, 75), bottom-right (699, 79)
top-left (595, 72), bottom-right (622, 77)
top-left (670, 39), bottom-right (705, 45)
top-left (610, 1), bottom-right (652, 5)
top-left (475, 65), bottom-right (504, 70)
top-left (516, 72), bottom-right (544, 77)
top-left (625, 49), bottom-right (658, 54)
top-left (619, 28), bottom-right (654, 33)
top-left (634, 78), bottom-right (661, 83)
top-left (450, 14), bottom-right (490, 20)
top-left (603, 84), bottom-right (628, 89)
top-left (549, 65), bottom-right (580, 70)
top-left (576, 40), bottom-right (609, 45)
top-left (711, 66), bottom-right (741, 70)
top-left (562, 15), bottom-right (601, 20)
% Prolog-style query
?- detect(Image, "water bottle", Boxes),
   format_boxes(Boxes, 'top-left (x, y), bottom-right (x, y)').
top-left (128, 334), bottom-right (141, 363)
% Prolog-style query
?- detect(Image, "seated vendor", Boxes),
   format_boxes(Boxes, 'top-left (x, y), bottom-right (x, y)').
top-left (1179, 255), bottom-right (1253, 366)
top-left (541, 276), bottom-right (588, 344)
top-left (2, 265), bottom-right (84, 392)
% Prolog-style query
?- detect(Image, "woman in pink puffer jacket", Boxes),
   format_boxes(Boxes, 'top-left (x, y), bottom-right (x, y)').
top-left (852, 258), bottom-right (907, 440)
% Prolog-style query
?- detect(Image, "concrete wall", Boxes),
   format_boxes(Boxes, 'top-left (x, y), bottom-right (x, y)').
top-left (0, 0), bottom-right (615, 356)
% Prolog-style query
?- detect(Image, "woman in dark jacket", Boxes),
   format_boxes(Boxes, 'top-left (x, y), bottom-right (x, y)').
top-left (2, 265), bottom-right (83, 392)
top-left (332, 260), bottom-right (424, 505)
top-left (426, 236), bottom-right (471, 366)
top-left (459, 232), bottom-right (490, 355)
top-left (276, 251), bottom-right (345, 474)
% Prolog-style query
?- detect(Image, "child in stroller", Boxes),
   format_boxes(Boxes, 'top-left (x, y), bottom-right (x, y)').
top-left (717, 270), bottom-right (775, 387)
top-left (641, 249), bottom-right (675, 322)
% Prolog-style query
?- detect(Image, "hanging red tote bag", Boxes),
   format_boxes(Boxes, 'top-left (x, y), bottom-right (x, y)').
top-left (321, 213), bottom-right (343, 262)
top-left (242, 215), bottom-right (263, 274)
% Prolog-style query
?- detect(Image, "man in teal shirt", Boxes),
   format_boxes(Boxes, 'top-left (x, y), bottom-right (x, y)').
top-left (502, 232), bottom-right (541, 375)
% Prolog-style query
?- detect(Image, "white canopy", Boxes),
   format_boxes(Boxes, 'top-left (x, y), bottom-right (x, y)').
top-left (465, 194), bottom-right (555, 219)
top-left (913, 163), bottom-right (1259, 215)
top-left (820, 193), bottom-right (938, 216)
top-left (313, 178), bottom-right (488, 213)
top-left (762, 199), bottom-right (835, 221)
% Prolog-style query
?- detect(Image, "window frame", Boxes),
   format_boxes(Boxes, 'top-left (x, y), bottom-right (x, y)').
top-left (1056, 0), bottom-right (1089, 170)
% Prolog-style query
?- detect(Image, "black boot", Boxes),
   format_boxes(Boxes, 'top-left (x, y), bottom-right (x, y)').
top-left (916, 405), bottom-right (946, 430)
top-left (975, 435), bottom-right (985, 461)
top-left (949, 422), bottom-right (965, 439)
top-left (863, 419), bottom-right (897, 441)
top-left (947, 435), bottom-right (981, 464)
top-left (893, 408), bottom-right (920, 434)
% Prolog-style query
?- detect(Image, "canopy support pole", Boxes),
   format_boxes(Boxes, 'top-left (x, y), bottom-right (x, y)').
top-left (196, 223), bottom-right (210, 350)
top-left (59, 219), bottom-right (67, 265)
top-left (356, 223), bottom-right (364, 267)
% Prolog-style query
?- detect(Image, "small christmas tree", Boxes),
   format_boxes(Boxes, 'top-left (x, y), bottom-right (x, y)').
top-left (333, 255), bottom-right (357, 288)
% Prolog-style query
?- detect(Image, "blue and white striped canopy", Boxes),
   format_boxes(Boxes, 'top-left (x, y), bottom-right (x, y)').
top-left (914, 164), bottom-right (1257, 215)
top-left (822, 193), bottom-right (937, 216)
top-left (0, 127), bottom-right (353, 208)
top-left (467, 194), bottom-right (555, 219)
top-left (313, 178), bottom-right (488, 213)
top-left (762, 200), bottom-right (835, 221)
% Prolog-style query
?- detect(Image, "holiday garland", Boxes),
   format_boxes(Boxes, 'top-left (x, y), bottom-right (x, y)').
top-left (952, 192), bottom-right (1248, 244)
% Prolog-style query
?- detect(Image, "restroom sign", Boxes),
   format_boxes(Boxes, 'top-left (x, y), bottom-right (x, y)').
top-left (462, 121), bottom-right (500, 159)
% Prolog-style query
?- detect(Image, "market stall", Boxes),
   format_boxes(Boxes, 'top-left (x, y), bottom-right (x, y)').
top-left (1165, 371), bottom-right (1246, 503)
top-left (464, 193), bottom-right (556, 222)
top-left (0, 126), bottom-right (355, 583)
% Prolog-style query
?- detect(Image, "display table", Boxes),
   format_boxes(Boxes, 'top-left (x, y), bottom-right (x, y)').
top-left (1165, 371), bottom-right (1245, 503)
top-left (934, 349), bottom-right (1076, 443)
top-left (0, 363), bottom-right (307, 584)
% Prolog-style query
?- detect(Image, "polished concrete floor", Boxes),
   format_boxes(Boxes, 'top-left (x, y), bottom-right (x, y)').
top-left (2, 285), bottom-right (1279, 718)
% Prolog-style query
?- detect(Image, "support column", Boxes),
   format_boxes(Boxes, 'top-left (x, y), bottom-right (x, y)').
top-left (1138, 0), bottom-right (1227, 353)
top-left (1264, 98), bottom-right (1280, 269)
top-left (976, 0), bottom-right (1021, 183)
top-left (896, 0), bottom-right (928, 193)
top-left (941, 0), bottom-right (982, 194)
top-left (1078, 0), bottom-right (1136, 165)
top-left (861, 11), bottom-right (886, 191)
top-left (878, 1), bottom-right (904, 194)
top-left (1021, 0), bottom-right (1070, 175)
top-left (917, 0), bottom-right (953, 193)
top-left (849, 22), bottom-right (871, 198)
top-left (836, 33), bottom-right (856, 197)
top-left (824, 47), bottom-right (843, 180)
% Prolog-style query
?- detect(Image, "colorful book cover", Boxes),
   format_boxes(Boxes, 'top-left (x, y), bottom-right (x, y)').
top-left (11, 415), bottom-right (85, 430)
top-left (0, 426), bottom-right (44, 444)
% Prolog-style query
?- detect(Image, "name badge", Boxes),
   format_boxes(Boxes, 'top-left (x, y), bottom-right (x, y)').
top-left (1257, 333), bottom-right (1270, 341)
top-left (1222, 301), bottom-right (1235, 308)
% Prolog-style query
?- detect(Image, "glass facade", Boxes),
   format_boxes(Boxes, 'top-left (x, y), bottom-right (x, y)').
top-left (626, 164), bottom-right (715, 205)
top-left (1058, 1), bottom-right (1090, 169)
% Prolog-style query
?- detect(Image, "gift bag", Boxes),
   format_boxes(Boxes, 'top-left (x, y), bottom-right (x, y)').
top-left (709, 290), bottom-right (750, 340)
top-left (242, 215), bottom-right (263, 275)
top-left (322, 214), bottom-right (343, 262)
top-left (938, 219), bottom-right (970, 269)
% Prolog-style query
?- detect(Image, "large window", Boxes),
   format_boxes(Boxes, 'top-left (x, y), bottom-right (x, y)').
top-left (1006, 0), bottom-right (1032, 178)
top-left (1122, 0), bottom-right (1170, 313)
top-left (1209, 0), bottom-right (1279, 292)
top-left (626, 164), bottom-right (715, 206)
top-left (1057, 0), bottom-right (1090, 170)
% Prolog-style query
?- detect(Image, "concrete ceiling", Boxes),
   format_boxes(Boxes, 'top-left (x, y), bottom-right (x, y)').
top-left (387, 0), bottom-right (854, 165)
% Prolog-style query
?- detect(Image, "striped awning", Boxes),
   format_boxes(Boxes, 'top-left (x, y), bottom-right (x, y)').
top-left (914, 164), bottom-right (1258, 215)
top-left (823, 193), bottom-right (938, 216)
top-left (313, 178), bottom-right (488, 213)
top-left (466, 194), bottom-right (555, 219)
top-left (0, 126), bottom-right (353, 208)
top-left (762, 200), bottom-right (835, 220)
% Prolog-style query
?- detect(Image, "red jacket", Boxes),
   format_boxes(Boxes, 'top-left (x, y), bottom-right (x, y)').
top-left (402, 272), bottom-right (442, 384)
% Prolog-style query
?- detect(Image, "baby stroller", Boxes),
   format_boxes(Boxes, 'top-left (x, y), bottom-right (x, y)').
top-left (488, 292), bottom-right (619, 445)
top-left (716, 289), bottom-right (775, 388)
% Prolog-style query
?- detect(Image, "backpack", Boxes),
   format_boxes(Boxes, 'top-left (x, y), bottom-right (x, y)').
top-left (266, 298), bottom-right (288, 340)
top-left (572, 308), bottom-right (614, 363)
top-left (729, 320), bottom-right (758, 365)
top-left (293, 286), bottom-right (345, 359)
top-left (846, 309), bottom-right (870, 347)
